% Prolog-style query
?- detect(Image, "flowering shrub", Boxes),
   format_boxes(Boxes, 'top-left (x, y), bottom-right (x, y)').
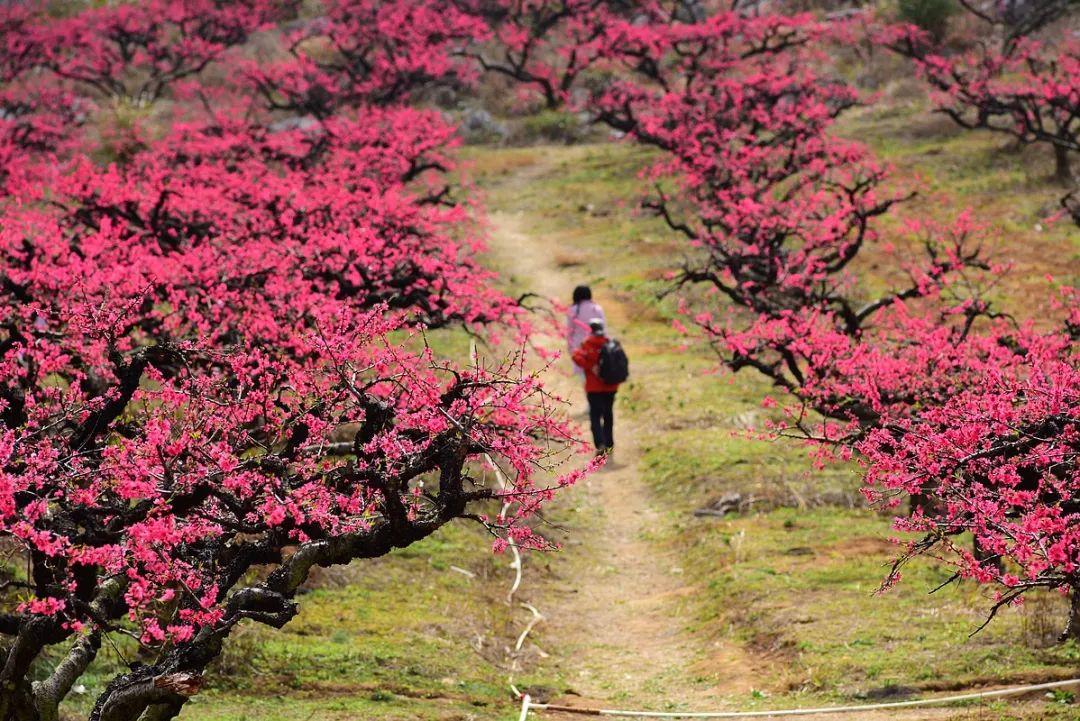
top-left (860, 328), bottom-right (1080, 636)
top-left (38, 0), bottom-right (288, 105)
top-left (882, 14), bottom-right (1080, 183)
top-left (570, 9), bottom-right (993, 429)
top-left (0, 3), bottom-right (577, 720)
top-left (245, 0), bottom-right (487, 116)
top-left (471, 0), bottom-right (1080, 636)
top-left (457, 0), bottom-right (622, 109)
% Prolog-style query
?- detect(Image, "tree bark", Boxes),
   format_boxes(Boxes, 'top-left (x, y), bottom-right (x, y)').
top-left (0, 618), bottom-right (60, 721)
top-left (140, 699), bottom-right (187, 721)
top-left (1061, 586), bottom-right (1080, 643)
top-left (31, 633), bottom-right (101, 721)
top-left (0, 681), bottom-right (38, 721)
top-left (1053, 145), bottom-right (1074, 186)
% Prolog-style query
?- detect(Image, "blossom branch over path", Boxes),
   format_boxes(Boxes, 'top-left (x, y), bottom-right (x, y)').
top-left (469, 0), bottom-right (1080, 637)
top-left (0, 3), bottom-right (580, 720)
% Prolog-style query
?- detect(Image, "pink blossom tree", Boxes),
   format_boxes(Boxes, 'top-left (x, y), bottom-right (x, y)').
top-left (456, 0), bottom-right (626, 109)
top-left (859, 322), bottom-right (1080, 637)
top-left (882, 12), bottom-right (1080, 183)
top-left (0, 105), bottom-right (574, 721)
top-left (37, 0), bottom-right (290, 106)
top-left (0, 4), bottom-right (45, 84)
top-left (244, 0), bottom-right (487, 117)
top-left (571, 8), bottom-right (997, 427)
top-left (0, 3), bottom-right (580, 720)
top-left (587, 8), bottom-right (1080, 634)
top-left (472, 1), bottom-right (1080, 635)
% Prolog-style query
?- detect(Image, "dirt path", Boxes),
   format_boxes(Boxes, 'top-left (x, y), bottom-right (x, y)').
top-left (479, 151), bottom-right (1025, 721)
top-left (480, 157), bottom-right (769, 712)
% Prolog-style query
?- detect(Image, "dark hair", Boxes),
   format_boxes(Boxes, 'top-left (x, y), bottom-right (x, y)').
top-left (572, 285), bottom-right (592, 304)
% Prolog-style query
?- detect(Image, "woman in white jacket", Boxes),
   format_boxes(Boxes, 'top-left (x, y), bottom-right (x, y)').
top-left (566, 285), bottom-right (605, 377)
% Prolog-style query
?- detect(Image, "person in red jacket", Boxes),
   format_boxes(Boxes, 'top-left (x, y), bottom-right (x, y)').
top-left (572, 318), bottom-right (619, 455)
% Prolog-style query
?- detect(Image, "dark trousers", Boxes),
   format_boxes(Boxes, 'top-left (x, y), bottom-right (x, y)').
top-left (586, 392), bottom-right (616, 450)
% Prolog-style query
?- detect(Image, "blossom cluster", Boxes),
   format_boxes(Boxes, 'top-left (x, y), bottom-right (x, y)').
top-left (0, 3), bottom-right (576, 719)
top-left (479, 0), bottom-right (1080, 632)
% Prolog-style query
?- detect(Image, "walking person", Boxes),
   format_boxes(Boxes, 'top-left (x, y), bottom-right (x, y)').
top-left (572, 319), bottom-right (628, 456)
top-left (566, 285), bottom-right (605, 378)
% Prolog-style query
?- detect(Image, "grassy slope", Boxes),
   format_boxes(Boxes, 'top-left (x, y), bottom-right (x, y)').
top-left (176, 521), bottom-right (545, 721)
top-left (179, 102), bottom-right (1080, 719)
top-left (458, 113), bottom-right (1080, 717)
top-left (53, 513), bottom-right (539, 720)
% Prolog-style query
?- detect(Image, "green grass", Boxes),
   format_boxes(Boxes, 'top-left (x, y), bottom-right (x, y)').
top-left (461, 126), bottom-right (1080, 718)
top-left (183, 522), bottom-right (558, 719)
top-left (684, 507), bottom-right (1080, 694)
top-left (167, 95), bottom-right (1080, 720)
top-left (68, 521), bottom-right (553, 721)
top-left (836, 101), bottom-right (1080, 303)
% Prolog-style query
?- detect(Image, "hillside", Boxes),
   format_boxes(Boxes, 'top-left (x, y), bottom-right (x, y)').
top-left (4, 2), bottom-right (1079, 719)
top-left (181, 129), bottom-right (1079, 720)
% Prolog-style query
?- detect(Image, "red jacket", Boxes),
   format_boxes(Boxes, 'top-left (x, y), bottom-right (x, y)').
top-left (572, 334), bottom-right (620, 393)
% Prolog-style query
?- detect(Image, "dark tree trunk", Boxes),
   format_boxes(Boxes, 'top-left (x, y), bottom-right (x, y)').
top-left (1053, 145), bottom-right (1074, 186)
top-left (141, 700), bottom-right (187, 721)
top-left (0, 682), bottom-right (39, 721)
top-left (1061, 587), bottom-right (1080, 643)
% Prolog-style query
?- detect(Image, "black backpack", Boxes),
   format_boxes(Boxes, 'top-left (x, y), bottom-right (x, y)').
top-left (597, 338), bottom-right (629, 384)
